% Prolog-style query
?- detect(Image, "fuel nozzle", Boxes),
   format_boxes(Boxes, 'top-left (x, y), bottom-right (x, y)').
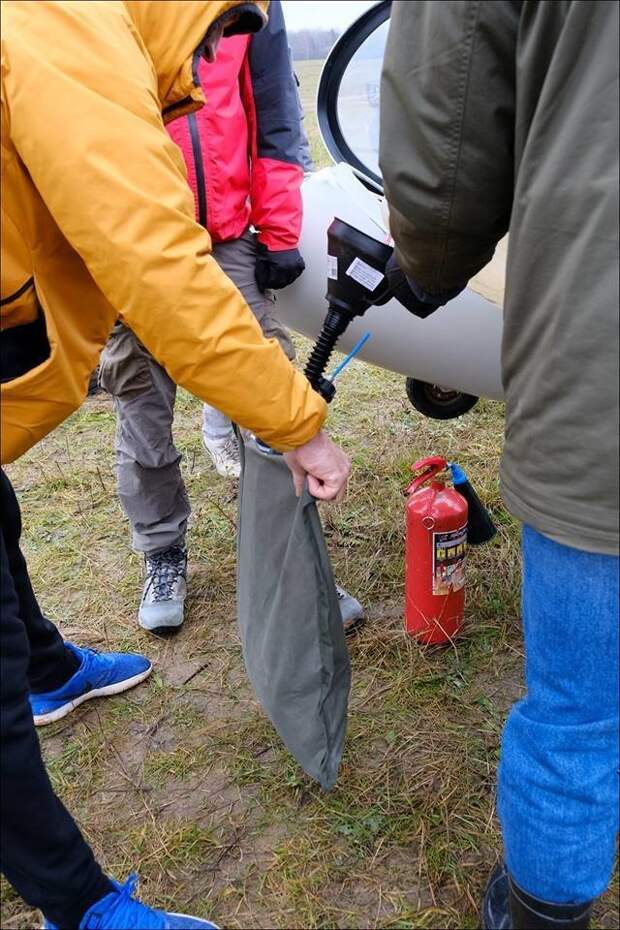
top-left (324, 218), bottom-right (393, 316)
top-left (304, 219), bottom-right (393, 400)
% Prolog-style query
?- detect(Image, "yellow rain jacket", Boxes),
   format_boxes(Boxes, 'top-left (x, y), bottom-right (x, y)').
top-left (0, 0), bottom-right (326, 463)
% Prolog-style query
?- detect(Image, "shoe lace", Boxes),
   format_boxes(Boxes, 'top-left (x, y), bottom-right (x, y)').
top-left (78, 646), bottom-right (101, 673)
top-left (145, 547), bottom-right (186, 602)
top-left (220, 435), bottom-right (240, 463)
top-left (84, 874), bottom-right (165, 929)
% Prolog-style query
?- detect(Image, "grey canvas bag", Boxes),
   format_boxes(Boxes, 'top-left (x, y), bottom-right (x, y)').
top-left (236, 434), bottom-right (351, 790)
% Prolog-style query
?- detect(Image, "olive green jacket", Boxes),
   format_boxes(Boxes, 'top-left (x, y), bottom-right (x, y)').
top-left (381, 0), bottom-right (619, 554)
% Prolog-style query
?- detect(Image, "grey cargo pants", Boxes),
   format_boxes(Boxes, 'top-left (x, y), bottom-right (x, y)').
top-left (100, 230), bottom-right (295, 554)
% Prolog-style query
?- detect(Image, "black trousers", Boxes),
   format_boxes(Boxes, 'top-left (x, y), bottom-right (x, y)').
top-left (0, 470), bottom-right (111, 928)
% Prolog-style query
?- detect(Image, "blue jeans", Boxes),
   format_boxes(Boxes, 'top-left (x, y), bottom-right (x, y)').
top-left (498, 525), bottom-right (619, 903)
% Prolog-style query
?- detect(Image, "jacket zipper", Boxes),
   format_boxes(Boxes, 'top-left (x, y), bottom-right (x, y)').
top-left (188, 113), bottom-right (207, 228)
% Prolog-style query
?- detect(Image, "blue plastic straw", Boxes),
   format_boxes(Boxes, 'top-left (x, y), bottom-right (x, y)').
top-left (328, 331), bottom-right (372, 381)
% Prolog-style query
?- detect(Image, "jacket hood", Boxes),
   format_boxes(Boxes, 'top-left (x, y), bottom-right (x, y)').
top-left (123, 1), bottom-right (268, 120)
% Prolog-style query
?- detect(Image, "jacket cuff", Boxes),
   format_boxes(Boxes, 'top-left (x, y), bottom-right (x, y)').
top-left (256, 230), bottom-right (300, 251)
top-left (406, 275), bottom-right (464, 306)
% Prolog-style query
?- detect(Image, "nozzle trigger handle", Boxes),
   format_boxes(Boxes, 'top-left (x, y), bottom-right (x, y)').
top-left (405, 456), bottom-right (448, 495)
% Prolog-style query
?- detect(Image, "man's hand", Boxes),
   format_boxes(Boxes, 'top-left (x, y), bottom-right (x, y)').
top-left (255, 244), bottom-right (305, 292)
top-left (284, 430), bottom-right (351, 502)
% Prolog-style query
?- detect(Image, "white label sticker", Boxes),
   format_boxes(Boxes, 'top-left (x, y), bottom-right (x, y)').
top-left (346, 257), bottom-right (384, 292)
top-left (327, 254), bottom-right (338, 280)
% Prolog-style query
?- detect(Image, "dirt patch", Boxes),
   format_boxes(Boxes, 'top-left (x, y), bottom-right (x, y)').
top-left (471, 650), bottom-right (525, 717)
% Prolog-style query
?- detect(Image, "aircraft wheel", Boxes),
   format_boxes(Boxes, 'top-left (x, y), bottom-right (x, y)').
top-left (405, 378), bottom-right (479, 420)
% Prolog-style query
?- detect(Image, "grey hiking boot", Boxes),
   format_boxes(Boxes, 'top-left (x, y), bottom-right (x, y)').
top-left (139, 546), bottom-right (187, 636)
top-left (336, 585), bottom-right (365, 634)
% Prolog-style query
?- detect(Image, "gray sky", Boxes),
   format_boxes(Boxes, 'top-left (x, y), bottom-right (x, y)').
top-left (282, 1), bottom-right (376, 32)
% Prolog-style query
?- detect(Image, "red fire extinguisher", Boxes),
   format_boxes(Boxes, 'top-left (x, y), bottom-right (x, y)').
top-left (405, 456), bottom-right (468, 644)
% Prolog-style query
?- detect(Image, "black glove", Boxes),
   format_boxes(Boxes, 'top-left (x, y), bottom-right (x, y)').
top-left (385, 254), bottom-right (461, 318)
top-left (255, 244), bottom-right (305, 292)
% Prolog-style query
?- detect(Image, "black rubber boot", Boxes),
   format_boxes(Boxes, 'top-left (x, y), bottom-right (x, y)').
top-left (482, 862), bottom-right (512, 930)
top-left (481, 862), bottom-right (594, 929)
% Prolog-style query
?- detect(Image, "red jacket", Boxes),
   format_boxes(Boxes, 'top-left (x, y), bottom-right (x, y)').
top-left (167, 1), bottom-right (305, 251)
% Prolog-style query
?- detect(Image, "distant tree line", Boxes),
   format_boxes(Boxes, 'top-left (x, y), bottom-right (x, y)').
top-left (288, 28), bottom-right (340, 61)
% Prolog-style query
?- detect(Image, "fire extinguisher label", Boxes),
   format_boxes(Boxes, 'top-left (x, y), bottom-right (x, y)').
top-left (433, 525), bottom-right (467, 595)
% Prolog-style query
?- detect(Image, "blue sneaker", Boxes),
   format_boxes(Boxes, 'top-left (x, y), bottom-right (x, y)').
top-left (30, 642), bottom-right (152, 726)
top-left (43, 875), bottom-right (219, 929)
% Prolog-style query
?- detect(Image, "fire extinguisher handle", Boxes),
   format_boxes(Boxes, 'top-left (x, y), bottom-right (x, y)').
top-left (412, 455), bottom-right (447, 473)
top-left (406, 456), bottom-right (448, 495)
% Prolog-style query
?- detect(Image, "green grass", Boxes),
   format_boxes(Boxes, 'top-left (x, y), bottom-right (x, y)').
top-left (296, 59), bottom-right (333, 169)
top-left (1, 62), bottom-right (618, 930)
top-left (3, 345), bottom-right (618, 928)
